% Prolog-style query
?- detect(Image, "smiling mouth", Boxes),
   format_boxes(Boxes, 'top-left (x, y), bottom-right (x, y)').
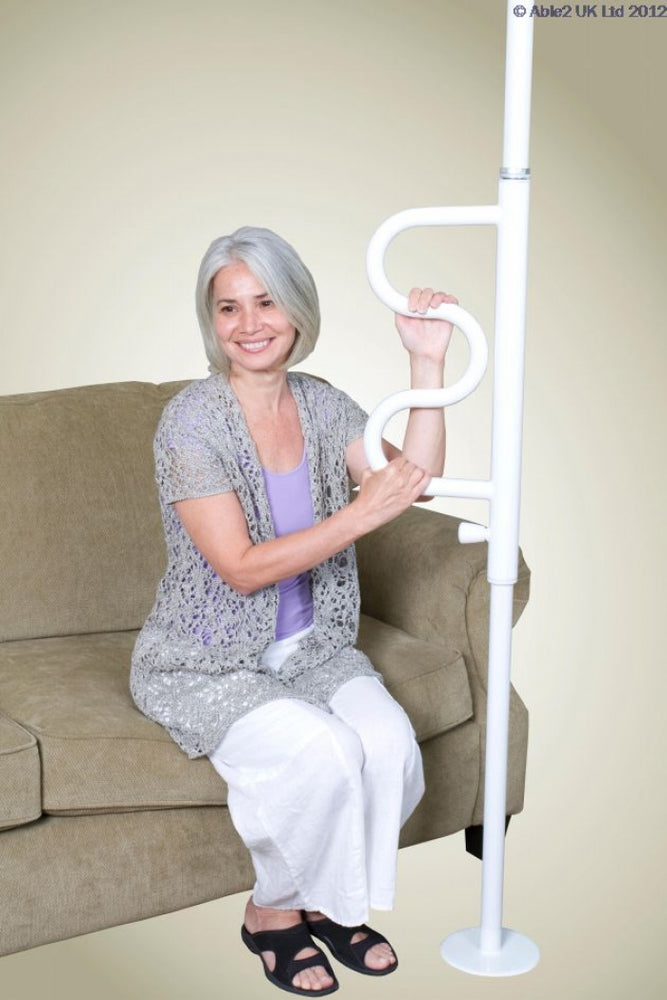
top-left (238, 339), bottom-right (273, 353)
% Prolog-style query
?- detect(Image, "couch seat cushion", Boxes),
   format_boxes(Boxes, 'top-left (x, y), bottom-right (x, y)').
top-left (0, 618), bottom-right (472, 816)
top-left (0, 631), bottom-right (227, 814)
top-left (0, 710), bottom-right (42, 830)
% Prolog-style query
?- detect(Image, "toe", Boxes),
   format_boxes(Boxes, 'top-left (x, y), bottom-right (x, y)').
top-left (293, 948), bottom-right (334, 992)
top-left (350, 930), bottom-right (396, 970)
top-left (293, 965), bottom-right (334, 991)
top-left (365, 942), bottom-right (396, 970)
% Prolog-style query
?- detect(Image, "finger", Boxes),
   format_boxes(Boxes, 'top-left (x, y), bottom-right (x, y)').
top-left (415, 468), bottom-right (432, 491)
top-left (398, 463), bottom-right (427, 488)
top-left (415, 467), bottom-right (432, 489)
top-left (431, 291), bottom-right (458, 308)
top-left (379, 459), bottom-right (402, 484)
top-left (386, 459), bottom-right (415, 487)
top-left (408, 287), bottom-right (421, 312)
top-left (417, 287), bottom-right (435, 314)
top-left (404, 468), bottom-right (431, 499)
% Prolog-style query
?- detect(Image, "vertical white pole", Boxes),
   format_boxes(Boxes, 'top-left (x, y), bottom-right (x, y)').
top-left (479, 585), bottom-right (515, 953)
top-left (362, 2), bottom-right (539, 973)
top-left (439, 3), bottom-right (539, 975)
top-left (502, 2), bottom-right (534, 174)
top-left (480, 174), bottom-right (531, 955)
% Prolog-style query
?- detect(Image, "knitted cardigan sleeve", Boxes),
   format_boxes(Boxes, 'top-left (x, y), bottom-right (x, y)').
top-left (154, 389), bottom-right (234, 504)
top-left (335, 386), bottom-right (370, 448)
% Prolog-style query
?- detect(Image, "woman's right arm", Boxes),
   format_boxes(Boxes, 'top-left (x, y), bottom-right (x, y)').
top-left (175, 457), bottom-right (430, 596)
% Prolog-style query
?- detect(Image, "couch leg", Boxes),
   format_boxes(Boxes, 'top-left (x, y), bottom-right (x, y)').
top-left (464, 816), bottom-right (511, 860)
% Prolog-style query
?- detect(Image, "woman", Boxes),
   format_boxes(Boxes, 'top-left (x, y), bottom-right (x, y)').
top-left (130, 226), bottom-right (456, 996)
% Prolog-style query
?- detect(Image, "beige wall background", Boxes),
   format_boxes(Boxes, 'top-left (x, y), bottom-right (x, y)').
top-left (1, 0), bottom-right (665, 997)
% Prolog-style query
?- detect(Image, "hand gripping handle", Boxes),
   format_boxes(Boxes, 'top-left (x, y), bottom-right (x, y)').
top-left (364, 206), bottom-right (498, 498)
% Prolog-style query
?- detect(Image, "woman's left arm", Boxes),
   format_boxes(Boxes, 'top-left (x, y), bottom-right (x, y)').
top-left (346, 287), bottom-right (456, 492)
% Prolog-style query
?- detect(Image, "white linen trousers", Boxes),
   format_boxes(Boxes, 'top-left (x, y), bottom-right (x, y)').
top-left (207, 625), bottom-right (425, 927)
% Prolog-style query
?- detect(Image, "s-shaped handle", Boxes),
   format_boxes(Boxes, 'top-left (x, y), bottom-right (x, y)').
top-left (364, 205), bottom-right (498, 499)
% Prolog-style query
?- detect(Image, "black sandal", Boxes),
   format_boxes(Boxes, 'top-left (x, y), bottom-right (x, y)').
top-left (241, 921), bottom-right (339, 996)
top-left (305, 915), bottom-right (398, 976)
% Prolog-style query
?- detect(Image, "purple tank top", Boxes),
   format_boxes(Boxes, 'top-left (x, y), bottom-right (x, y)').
top-left (261, 445), bottom-right (315, 640)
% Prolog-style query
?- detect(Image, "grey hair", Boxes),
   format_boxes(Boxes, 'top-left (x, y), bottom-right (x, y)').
top-left (195, 226), bottom-right (321, 375)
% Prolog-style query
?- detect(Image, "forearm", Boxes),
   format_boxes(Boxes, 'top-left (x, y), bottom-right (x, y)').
top-left (176, 455), bottom-right (429, 596)
top-left (234, 502), bottom-right (366, 596)
top-left (401, 355), bottom-right (446, 477)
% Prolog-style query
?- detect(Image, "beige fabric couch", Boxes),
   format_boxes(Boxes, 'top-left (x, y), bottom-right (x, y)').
top-left (0, 378), bottom-right (530, 959)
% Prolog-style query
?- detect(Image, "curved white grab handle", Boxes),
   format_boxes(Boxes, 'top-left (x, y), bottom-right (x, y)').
top-left (364, 205), bottom-right (499, 497)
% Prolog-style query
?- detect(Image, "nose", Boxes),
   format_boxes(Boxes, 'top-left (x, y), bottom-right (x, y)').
top-left (239, 304), bottom-right (264, 336)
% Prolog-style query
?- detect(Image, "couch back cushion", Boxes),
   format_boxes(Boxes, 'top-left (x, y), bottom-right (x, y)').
top-left (0, 380), bottom-right (189, 642)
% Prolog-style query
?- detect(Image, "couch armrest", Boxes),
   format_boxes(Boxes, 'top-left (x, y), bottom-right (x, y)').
top-left (355, 504), bottom-right (531, 696)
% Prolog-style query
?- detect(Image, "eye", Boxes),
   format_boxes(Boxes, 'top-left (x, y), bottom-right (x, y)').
top-left (219, 304), bottom-right (235, 313)
top-left (260, 299), bottom-right (274, 308)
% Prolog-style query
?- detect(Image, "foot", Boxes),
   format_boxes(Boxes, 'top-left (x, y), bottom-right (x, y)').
top-left (304, 910), bottom-right (397, 972)
top-left (244, 898), bottom-right (336, 992)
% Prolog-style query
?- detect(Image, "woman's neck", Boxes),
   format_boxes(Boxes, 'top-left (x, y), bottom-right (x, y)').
top-left (228, 367), bottom-right (290, 417)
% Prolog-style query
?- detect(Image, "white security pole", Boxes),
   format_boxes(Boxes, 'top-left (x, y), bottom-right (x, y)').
top-left (364, 1), bottom-right (539, 976)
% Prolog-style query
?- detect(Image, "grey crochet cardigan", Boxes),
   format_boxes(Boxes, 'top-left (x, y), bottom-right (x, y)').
top-left (129, 371), bottom-right (383, 759)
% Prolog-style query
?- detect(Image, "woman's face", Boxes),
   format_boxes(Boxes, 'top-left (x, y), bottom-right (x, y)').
top-left (211, 262), bottom-right (296, 375)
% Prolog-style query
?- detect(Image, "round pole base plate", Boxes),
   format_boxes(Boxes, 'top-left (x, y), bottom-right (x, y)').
top-left (440, 927), bottom-right (540, 977)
